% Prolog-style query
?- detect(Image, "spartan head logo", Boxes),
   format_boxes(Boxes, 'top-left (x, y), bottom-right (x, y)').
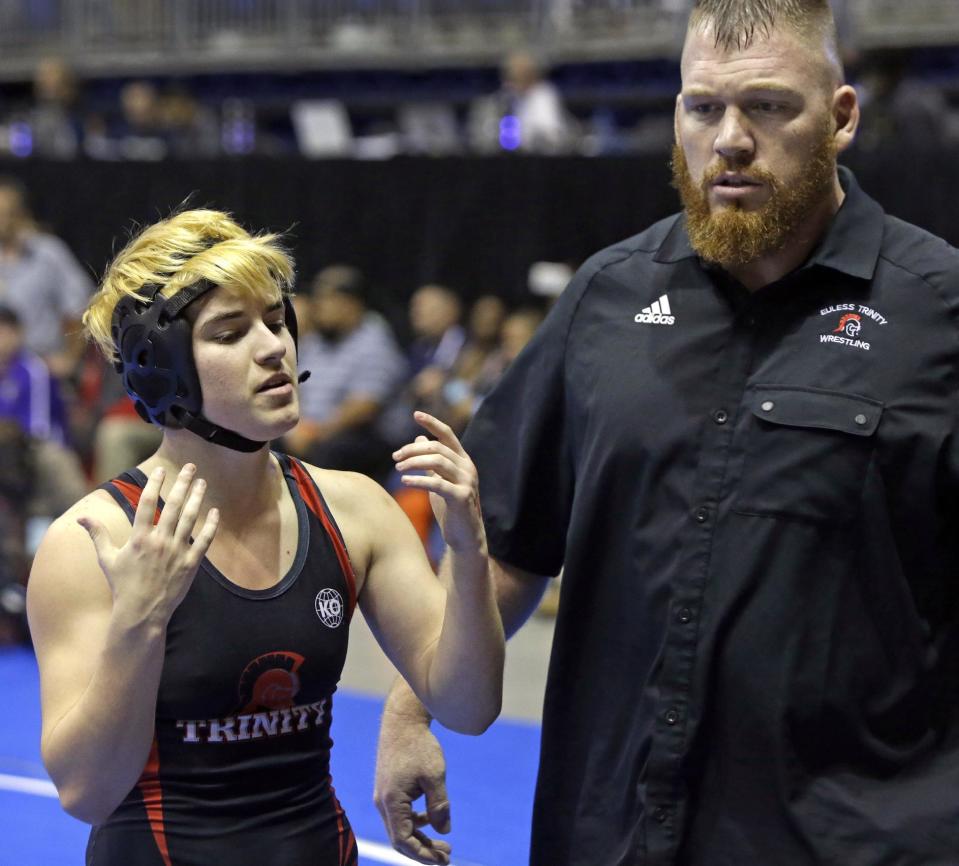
top-left (833, 313), bottom-right (862, 338)
top-left (315, 588), bottom-right (344, 628)
top-left (236, 651), bottom-right (305, 713)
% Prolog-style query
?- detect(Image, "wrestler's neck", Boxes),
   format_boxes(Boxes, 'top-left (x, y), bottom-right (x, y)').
top-left (727, 179), bottom-right (845, 293)
top-left (147, 430), bottom-right (284, 524)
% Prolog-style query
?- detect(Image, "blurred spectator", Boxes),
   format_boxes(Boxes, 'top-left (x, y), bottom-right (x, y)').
top-left (454, 294), bottom-right (508, 383)
top-left (161, 87), bottom-right (220, 158)
top-left (469, 50), bottom-right (575, 154)
top-left (73, 346), bottom-right (162, 483)
top-left (447, 305), bottom-right (545, 430)
top-left (0, 305), bottom-right (68, 444)
top-left (0, 176), bottom-right (94, 378)
top-left (854, 50), bottom-right (959, 153)
top-left (87, 80), bottom-right (169, 160)
top-left (0, 305), bottom-right (87, 520)
top-left (442, 294), bottom-right (507, 431)
top-left (405, 301), bottom-right (545, 563)
top-left (29, 57), bottom-right (83, 159)
top-left (406, 282), bottom-right (467, 425)
top-left (117, 80), bottom-right (168, 159)
top-left (408, 283), bottom-right (466, 374)
top-left (282, 265), bottom-right (407, 482)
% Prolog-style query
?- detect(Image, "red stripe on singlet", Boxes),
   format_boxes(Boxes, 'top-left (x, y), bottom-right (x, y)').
top-left (289, 460), bottom-right (358, 616)
top-left (328, 776), bottom-right (355, 866)
top-left (112, 482), bottom-right (170, 862)
top-left (137, 738), bottom-right (173, 866)
top-left (110, 478), bottom-right (162, 524)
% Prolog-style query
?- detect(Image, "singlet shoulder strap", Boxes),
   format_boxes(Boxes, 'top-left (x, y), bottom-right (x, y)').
top-left (98, 468), bottom-right (155, 525)
top-left (280, 453), bottom-right (358, 615)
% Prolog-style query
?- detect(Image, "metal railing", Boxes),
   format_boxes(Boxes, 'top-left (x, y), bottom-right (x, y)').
top-left (0, 0), bottom-right (955, 79)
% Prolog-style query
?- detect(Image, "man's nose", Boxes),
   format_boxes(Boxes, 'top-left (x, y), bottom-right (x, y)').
top-left (714, 108), bottom-right (754, 161)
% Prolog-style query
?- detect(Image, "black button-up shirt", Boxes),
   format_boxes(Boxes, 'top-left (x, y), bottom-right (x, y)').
top-left (462, 168), bottom-right (959, 866)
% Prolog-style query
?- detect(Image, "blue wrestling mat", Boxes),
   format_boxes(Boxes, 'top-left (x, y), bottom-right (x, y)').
top-left (0, 647), bottom-right (539, 866)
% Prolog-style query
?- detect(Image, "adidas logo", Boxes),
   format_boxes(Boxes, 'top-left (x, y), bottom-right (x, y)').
top-left (635, 294), bottom-right (675, 325)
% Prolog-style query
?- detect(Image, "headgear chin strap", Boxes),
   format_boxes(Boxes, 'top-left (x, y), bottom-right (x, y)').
top-left (111, 280), bottom-right (306, 453)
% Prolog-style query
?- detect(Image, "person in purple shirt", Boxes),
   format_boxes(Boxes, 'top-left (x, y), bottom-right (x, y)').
top-left (0, 304), bottom-right (87, 520)
top-left (0, 176), bottom-right (94, 379)
top-left (0, 305), bottom-right (68, 444)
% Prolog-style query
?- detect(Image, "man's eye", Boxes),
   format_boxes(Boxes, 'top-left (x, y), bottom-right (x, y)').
top-left (267, 320), bottom-right (286, 333)
top-left (213, 332), bottom-right (239, 344)
top-left (690, 103), bottom-right (719, 117)
top-left (753, 101), bottom-right (782, 113)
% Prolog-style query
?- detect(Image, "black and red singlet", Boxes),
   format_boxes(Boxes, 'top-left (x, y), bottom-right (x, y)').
top-left (86, 453), bottom-right (358, 866)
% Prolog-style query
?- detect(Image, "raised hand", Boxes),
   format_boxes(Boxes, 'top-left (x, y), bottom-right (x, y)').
top-left (393, 412), bottom-right (485, 555)
top-left (77, 464), bottom-right (219, 626)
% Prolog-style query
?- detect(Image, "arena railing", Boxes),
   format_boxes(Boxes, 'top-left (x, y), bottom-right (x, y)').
top-left (0, 0), bottom-right (955, 79)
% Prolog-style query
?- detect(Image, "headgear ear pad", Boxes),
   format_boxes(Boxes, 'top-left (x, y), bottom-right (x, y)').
top-left (111, 282), bottom-right (300, 429)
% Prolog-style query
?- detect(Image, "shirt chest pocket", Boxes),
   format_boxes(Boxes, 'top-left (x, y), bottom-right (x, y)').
top-left (732, 385), bottom-right (883, 525)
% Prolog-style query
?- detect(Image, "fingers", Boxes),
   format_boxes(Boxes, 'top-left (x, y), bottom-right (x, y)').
top-left (76, 515), bottom-right (115, 564)
top-left (132, 466), bottom-right (165, 532)
top-left (412, 411), bottom-right (466, 457)
top-left (392, 829), bottom-right (451, 865)
top-left (376, 790), bottom-right (450, 864)
top-left (395, 454), bottom-right (470, 481)
top-left (188, 506), bottom-right (220, 564)
top-left (394, 424), bottom-right (476, 495)
top-left (172, 476), bottom-right (208, 547)
top-left (424, 778), bottom-right (452, 835)
top-left (156, 464), bottom-right (198, 534)
top-left (397, 474), bottom-right (462, 498)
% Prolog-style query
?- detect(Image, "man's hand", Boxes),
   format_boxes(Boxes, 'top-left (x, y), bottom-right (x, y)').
top-left (375, 706), bottom-right (452, 865)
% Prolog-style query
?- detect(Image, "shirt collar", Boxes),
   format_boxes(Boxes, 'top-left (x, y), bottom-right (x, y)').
top-left (806, 166), bottom-right (884, 280)
top-left (652, 166), bottom-right (885, 281)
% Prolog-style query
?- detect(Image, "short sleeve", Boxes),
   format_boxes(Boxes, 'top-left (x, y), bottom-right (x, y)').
top-left (462, 269), bottom-right (588, 576)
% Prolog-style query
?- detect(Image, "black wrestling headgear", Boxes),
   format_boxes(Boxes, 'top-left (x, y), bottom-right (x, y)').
top-left (111, 280), bottom-right (307, 453)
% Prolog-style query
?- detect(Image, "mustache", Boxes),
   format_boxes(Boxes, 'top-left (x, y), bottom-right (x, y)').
top-left (700, 161), bottom-right (779, 190)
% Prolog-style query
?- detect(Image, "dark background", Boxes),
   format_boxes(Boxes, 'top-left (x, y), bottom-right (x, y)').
top-left (4, 148), bottom-right (953, 317)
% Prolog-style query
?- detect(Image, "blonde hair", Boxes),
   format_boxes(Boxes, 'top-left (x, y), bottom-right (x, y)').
top-left (83, 209), bottom-right (295, 359)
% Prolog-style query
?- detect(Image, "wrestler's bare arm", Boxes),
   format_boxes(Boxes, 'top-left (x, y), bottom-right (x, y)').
top-left (27, 465), bottom-right (218, 824)
top-left (372, 557), bottom-right (549, 864)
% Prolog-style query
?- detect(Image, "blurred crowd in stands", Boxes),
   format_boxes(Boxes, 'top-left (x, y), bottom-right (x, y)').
top-left (2, 44), bottom-right (959, 161)
top-left (0, 172), bottom-right (558, 641)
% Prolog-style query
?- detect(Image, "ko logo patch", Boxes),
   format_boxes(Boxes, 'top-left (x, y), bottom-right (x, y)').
top-left (314, 588), bottom-right (344, 628)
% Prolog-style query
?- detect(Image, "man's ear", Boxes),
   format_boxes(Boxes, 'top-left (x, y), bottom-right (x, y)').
top-left (832, 85), bottom-right (860, 154)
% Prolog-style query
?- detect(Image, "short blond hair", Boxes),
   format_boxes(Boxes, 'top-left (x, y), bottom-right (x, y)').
top-left (83, 209), bottom-right (295, 359)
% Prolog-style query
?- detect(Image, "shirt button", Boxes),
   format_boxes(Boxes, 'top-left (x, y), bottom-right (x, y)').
top-left (654, 807), bottom-right (668, 823)
top-left (665, 708), bottom-right (681, 725)
top-left (694, 506), bottom-right (709, 523)
top-left (677, 607), bottom-right (693, 624)
top-left (761, 400), bottom-right (775, 412)
top-left (712, 409), bottom-right (728, 425)
top-left (854, 413), bottom-right (867, 426)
